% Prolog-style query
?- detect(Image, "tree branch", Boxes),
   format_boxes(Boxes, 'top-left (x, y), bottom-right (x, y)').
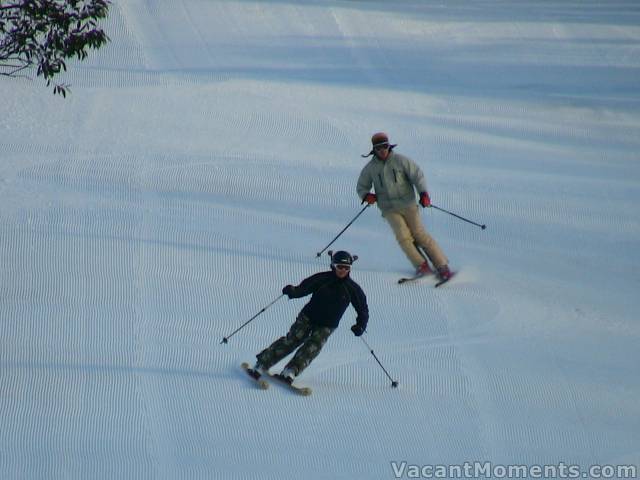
top-left (0, 0), bottom-right (111, 96)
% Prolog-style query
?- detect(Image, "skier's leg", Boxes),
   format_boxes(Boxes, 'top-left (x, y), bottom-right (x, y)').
top-left (384, 210), bottom-right (426, 267)
top-left (284, 326), bottom-right (335, 376)
top-left (256, 313), bottom-right (312, 369)
top-left (403, 205), bottom-right (448, 269)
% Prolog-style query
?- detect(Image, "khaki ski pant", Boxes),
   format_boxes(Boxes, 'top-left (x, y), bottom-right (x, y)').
top-left (383, 204), bottom-right (448, 269)
top-left (256, 313), bottom-right (334, 376)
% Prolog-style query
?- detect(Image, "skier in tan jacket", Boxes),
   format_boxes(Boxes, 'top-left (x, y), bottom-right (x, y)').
top-left (356, 132), bottom-right (452, 281)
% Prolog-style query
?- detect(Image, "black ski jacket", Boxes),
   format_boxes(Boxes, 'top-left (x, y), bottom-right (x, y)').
top-left (287, 271), bottom-right (368, 330)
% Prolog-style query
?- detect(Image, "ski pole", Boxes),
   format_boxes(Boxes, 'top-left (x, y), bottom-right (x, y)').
top-left (316, 204), bottom-right (370, 257)
top-left (220, 294), bottom-right (285, 345)
top-left (360, 335), bottom-right (399, 388)
top-left (430, 204), bottom-right (486, 230)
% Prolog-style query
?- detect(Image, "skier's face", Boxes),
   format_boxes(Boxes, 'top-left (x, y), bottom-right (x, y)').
top-left (374, 144), bottom-right (390, 160)
top-left (334, 264), bottom-right (351, 278)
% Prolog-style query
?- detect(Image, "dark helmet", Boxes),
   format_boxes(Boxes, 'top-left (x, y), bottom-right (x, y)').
top-left (330, 250), bottom-right (355, 269)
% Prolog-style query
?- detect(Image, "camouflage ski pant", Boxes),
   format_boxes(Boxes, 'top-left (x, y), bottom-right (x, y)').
top-left (256, 313), bottom-right (335, 376)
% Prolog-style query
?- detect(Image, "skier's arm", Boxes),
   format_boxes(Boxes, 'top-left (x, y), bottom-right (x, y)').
top-left (350, 283), bottom-right (369, 331)
top-left (283, 272), bottom-right (326, 298)
top-left (402, 156), bottom-right (428, 194)
top-left (356, 166), bottom-right (374, 202)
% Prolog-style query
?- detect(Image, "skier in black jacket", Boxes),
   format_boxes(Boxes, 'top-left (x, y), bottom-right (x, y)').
top-left (252, 250), bottom-right (369, 384)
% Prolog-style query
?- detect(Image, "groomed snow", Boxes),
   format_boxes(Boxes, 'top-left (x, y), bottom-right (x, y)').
top-left (1, 1), bottom-right (639, 479)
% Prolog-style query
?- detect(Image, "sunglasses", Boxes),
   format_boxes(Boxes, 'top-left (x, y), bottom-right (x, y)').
top-left (373, 143), bottom-right (389, 151)
top-left (335, 264), bottom-right (351, 271)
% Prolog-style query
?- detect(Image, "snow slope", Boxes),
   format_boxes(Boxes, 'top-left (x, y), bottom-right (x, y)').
top-left (1, 1), bottom-right (639, 479)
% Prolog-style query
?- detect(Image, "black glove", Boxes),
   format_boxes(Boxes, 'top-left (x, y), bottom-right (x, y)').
top-left (351, 324), bottom-right (365, 337)
top-left (282, 285), bottom-right (295, 298)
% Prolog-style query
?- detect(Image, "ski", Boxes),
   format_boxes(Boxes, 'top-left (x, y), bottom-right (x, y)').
top-left (397, 273), bottom-right (433, 284)
top-left (397, 275), bottom-right (421, 284)
top-left (241, 362), bottom-right (269, 390)
top-left (398, 271), bottom-right (456, 287)
top-left (241, 363), bottom-right (311, 395)
top-left (267, 373), bottom-right (312, 396)
top-left (435, 271), bottom-right (456, 288)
